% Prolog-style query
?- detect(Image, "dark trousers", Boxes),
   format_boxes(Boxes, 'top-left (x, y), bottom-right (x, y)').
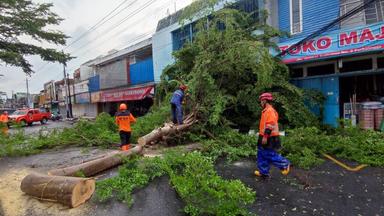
top-left (171, 103), bottom-right (183, 124)
top-left (119, 131), bottom-right (131, 147)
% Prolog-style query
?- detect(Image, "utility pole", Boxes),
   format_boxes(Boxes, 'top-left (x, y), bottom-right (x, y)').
top-left (63, 64), bottom-right (70, 118)
top-left (26, 77), bottom-right (30, 108)
top-left (67, 73), bottom-right (73, 118)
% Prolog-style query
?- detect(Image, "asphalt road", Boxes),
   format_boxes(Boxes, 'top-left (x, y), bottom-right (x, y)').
top-left (8, 120), bottom-right (73, 136)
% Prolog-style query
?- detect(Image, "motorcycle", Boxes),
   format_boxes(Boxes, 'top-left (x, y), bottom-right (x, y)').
top-left (50, 112), bottom-right (62, 121)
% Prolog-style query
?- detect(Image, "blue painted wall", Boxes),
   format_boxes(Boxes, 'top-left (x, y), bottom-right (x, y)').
top-left (293, 76), bottom-right (340, 127)
top-left (130, 58), bottom-right (154, 85)
top-left (88, 75), bottom-right (100, 92)
top-left (279, 0), bottom-right (340, 42)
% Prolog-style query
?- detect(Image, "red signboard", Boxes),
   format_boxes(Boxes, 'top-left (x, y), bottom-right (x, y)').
top-left (99, 85), bottom-right (154, 102)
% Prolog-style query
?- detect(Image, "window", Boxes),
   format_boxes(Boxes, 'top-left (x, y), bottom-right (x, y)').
top-left (172, 24), bottom-right (193, 51)
top-left (232, 0), bottom-right (260, 22)
top-left (377, 57), bottom-right (384, 68)
top-left (290, 68), bottom-right (304, 78)
top-left (307, 64), bottom-right (335, 76)
top-left (339, 59), bottom-right (373, 73)
top-left (290, 0), bottom-right (302, 34)
top-left (364, 0), bottom-right (384, 24)
top-left (340, 0), bottom-right (384, 27)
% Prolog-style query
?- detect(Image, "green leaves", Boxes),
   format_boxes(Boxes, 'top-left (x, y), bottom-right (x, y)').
top-left (96, 151), bottom-right (255, 215)
top-left (160, 6), bottom-right (321, 130)
top-left (282, 127), bottom-right (384, 168)
top-left (0, 0), bottom-right (71, 74)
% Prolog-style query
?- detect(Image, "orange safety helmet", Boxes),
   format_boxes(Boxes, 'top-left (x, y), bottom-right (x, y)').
top-left (119, 103), bottom-right (127, 110)
top-left (259, 92), bottom-right (273, 101)
top-left (180, 84), bottom-right (187, 91)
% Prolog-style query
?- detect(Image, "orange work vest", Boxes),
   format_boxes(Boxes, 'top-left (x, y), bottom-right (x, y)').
top-left (0, 114), bottom-right (8, 123)
top-left (259, 104), bottom-right (279, 137)
top-left (115, 111), bottom-right (136, 132)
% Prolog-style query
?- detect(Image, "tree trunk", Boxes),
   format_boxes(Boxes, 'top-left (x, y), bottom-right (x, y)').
top-left (138, 114), bottom-right (196, 146)
top-left (20, 173), bottom-right (95, 208)
top-left (48, 145), bottom-right (144, 177)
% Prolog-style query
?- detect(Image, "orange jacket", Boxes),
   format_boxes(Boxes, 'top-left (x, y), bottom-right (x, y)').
top-left (0, 114), bottom-right (8, 123)
top-left (115, 111), bottom-right (136, 132)
top-left (259, 104), bottom-right (279, 137)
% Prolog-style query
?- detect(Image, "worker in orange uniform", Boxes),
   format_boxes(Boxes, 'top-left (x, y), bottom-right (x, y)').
top-left (115, 103), bottom-right (136, 151)
top-left (0, 111), bottom-right (9, 135)
top-left (254, 93), bottom-right (290, 178)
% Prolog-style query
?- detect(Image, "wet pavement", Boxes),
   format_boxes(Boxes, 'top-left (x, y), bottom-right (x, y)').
top-left (216, 157), bottom-right (384, 216)
top-left (8, 120), bottom-right (73, 136)
top-left (0, 147), bottom-right (383, 216)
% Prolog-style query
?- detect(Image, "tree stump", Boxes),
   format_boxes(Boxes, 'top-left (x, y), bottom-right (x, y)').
top-left (20, 173), bottom-right (95, 208)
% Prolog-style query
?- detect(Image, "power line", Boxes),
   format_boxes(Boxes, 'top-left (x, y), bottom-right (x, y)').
top-left (64, 0), bottom-right (138, 50)
top-left (68, 0), bottom-right (157, 55)
top-left (31, 0), bottom-right (139, 76)
top-left (66, 31), bottom-right (153, 72)
top-left (31, 0), bottom-right (158, 81)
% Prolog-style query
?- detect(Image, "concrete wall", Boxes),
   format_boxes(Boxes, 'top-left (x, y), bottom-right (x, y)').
top-left (152, 23), bottom-right (180, 83)
top-left (72, 103), bottom-right (97, 117)
top-left (265, 0), bottom-right (279, 29)
top-left (98, 59), bottom-right (128, 89)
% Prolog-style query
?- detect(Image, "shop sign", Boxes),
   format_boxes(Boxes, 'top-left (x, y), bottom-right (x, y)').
top-left (75, 93), bottom-right (90, 104)
top-left (91, 92), bottom-right (100, 103)
top-left (277, 21), bottom-right (384, 63)
top-left (99, 85), bottom-right (154, 102)
top-left (74, 80), bottom-right (89, 94)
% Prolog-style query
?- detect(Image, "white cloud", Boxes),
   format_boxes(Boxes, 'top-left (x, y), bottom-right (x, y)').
top-left (0, 0), bottom-right (192, 98)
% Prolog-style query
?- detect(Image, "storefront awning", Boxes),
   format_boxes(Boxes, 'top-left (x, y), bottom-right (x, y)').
top-left (98, 85), bottom-right (154, 103)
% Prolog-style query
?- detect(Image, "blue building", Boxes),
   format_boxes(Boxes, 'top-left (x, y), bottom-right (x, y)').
top-left (152, 0), bottom-right (270, 83)
top-left (152, 0), bottom-right (384, 127)
top-left (276, 0), bottom-right (384, 126)
top-left (84, 38), bottom-right (155, 117)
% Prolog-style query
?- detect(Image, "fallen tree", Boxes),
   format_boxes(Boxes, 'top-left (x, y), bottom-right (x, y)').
top-left (138, 114), bottom-right (197, 146)
top-left (48, 145), bottom-right (144, 177)
top-left (20, 173), bottom-right (95, 208)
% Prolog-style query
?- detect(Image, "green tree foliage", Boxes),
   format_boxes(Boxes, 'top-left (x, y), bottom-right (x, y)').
top-left (0, 0), bottom-right (71, 74)
top-left (161, 5), bottom-right (321, 130)
top-left (96, 151), bottom-right (255, 215)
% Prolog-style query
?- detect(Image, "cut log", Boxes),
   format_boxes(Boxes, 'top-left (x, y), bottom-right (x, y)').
top-left (138, 115), bottom-right (197, 146)
top-left (20, 173), bottom-right (95, 208)
top-left (48, 145), bottom-right (144, 177)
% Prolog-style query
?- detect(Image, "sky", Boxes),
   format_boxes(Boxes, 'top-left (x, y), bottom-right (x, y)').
top-left (0, 0), bottom-right (193, 98)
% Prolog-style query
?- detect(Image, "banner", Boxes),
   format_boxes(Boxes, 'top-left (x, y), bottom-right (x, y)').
top-left (91, 92), bottom-right (100, 103)
top-left (277, 21), bottom-right (384, 63)
top-left (99, 85), bottom-right (154, 102)
top-left (75, 93), bottom-right (90, 104)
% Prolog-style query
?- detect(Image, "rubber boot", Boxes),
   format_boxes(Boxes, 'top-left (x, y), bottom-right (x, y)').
top-left (254, 170), bottom-right (269, 178)
top-left (281, 164), bottom-right (290, 176)
top-left (121, 144), bottom-right (131, 151)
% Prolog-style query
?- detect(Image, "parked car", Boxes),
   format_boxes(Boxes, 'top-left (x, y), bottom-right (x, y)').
top-left (8, 108), bottom-right (51, 126)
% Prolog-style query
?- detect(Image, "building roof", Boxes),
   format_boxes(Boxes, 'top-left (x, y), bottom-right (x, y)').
top-left (93, 38), bottom-right (152, 66)
top-left (156, 9), bottom-right (184, 32)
